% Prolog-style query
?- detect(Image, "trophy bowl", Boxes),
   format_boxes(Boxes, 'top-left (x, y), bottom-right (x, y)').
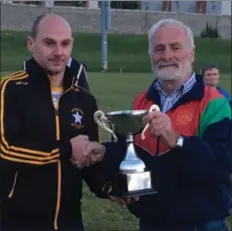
top-left (105, 110), bottom-right (148, 135)
top-left (94, 106), bottom-right (160, 197)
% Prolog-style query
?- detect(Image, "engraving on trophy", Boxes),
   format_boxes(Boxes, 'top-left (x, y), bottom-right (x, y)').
top-left (127, 172), bottom-right (152, 192)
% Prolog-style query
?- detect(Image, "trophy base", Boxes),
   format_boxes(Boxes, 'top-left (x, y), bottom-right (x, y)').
top-left (110, 171), bottom-right (158, 197)
top-left (118, 188), bottom-right (157, 198)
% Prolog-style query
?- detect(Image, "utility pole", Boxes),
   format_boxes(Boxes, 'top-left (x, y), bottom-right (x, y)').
top-left (101, 1), bottom-right (111, 72)
top-left (45, 0), bottom-right (54, 12)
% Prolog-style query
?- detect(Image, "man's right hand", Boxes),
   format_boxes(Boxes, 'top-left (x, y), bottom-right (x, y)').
top-left (70, 135), bottom-right (90, 168)
top-left (70, 135), bottom-right (106, 169)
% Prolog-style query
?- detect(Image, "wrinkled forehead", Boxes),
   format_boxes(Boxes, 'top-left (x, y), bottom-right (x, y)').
top-left (152, 24), bottom-right (189, 47)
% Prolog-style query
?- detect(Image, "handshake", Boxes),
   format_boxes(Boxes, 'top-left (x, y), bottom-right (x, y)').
top-left (70, 135), bottom-right (106, 169)
top-left (69, 135), bottom-right (140, 205)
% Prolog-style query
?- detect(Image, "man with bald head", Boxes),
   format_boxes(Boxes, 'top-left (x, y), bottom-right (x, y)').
top-left (103, 19), bottom-right (232, 230)
top-left (0, 13), bottom-right (109, 230)
top-left (23, 13), bottom-right (90, 91)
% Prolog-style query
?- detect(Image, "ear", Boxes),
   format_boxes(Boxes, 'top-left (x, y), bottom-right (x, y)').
top-left (189, 48), bottom-right (195, 64)
top-left (27, 36), bottom-right (35, 53)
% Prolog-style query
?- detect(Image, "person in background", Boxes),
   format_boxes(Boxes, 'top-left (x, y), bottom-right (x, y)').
top-left (202, 64), bottom-right (232, 215)
top-left (202, 64), bottom-right (231, 100)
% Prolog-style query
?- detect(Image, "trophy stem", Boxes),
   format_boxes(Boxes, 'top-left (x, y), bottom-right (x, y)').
top-left (126, 134), bottom-right (134, 143)
top-left (119, 133), bottom-right (146, 174)
top-left (124, 134), bottom-right (138, 161)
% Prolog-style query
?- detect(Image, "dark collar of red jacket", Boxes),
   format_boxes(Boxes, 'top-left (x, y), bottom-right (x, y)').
top-left (146, 74), bottom-right (205, 111)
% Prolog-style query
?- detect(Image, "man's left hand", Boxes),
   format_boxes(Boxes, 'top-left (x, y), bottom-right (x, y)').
top-left (108, 195), bottom-right (139, 205)
top-left (86, 141), bottom-right (106, 165)
top-left (144, 110), bottom-right (179, 148)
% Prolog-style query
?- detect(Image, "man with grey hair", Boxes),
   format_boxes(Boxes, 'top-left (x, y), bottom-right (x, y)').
top-left (103, 18), bottom-right (232, 231)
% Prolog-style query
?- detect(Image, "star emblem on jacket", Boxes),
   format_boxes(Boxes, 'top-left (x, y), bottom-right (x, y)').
top-left (73, 111), bottom-right (82, 124)
top-left (71, 109), bottom-right (84, 129)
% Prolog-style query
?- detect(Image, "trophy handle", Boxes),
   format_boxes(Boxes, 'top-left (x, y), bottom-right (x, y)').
top-left (141, 104), bottom-right (160, 140)
top-left (94, 110), bottom-right (118, 142)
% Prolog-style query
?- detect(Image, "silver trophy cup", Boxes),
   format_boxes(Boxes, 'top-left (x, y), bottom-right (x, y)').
top-left (94, 105), bottom-right (159, 197)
